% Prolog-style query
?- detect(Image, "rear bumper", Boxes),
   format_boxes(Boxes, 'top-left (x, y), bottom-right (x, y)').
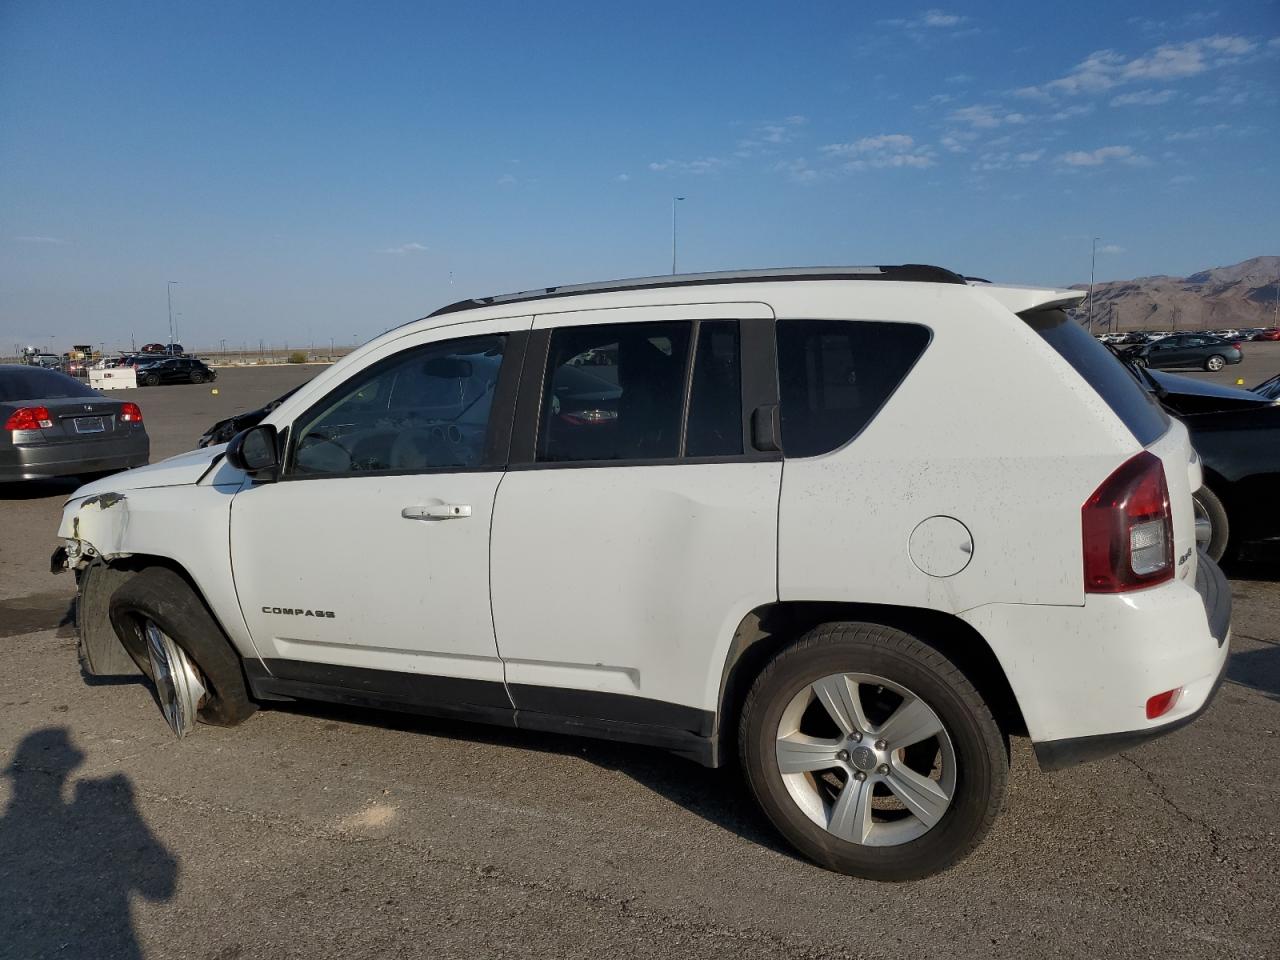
top-left (961, 553), bottom-right (1232, 769)
top-left (0, 434), bottom-right (150, 481)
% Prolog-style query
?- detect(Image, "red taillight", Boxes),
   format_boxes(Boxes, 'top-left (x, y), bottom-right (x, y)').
top-left (1146, 687), bottom-right (1182, 720)
top-left (4, 406), bottom-right (53, 430)
top-left (119, 402), bottom-right (143, 423)
top-left (1082, 451), bottom-right (1174, 593)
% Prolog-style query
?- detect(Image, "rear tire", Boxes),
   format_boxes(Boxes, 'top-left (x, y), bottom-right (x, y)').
top-left (739, 622), bottom-right (1007, 881)
top-left (142, 373), bottom-right (160, 386)
top-left (108, 566), bottom-right (256, 728)
top-left (1193, 485), bottom-right (1230, 563)
top-left (1204, 355), bottom-right (1225, 372)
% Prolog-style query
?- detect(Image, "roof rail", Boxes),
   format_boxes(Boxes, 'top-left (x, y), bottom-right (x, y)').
top-left (426, 264), bottom-right (966, 318)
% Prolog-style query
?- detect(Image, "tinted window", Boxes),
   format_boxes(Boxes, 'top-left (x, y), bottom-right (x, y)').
top-left (291, 335), bottom-right (505, 475)
top-left (1021, 308), bottom-right (1168, 446)
top-left (685, 321), bottom-right (743, 457)
top-left (0, 368), bottom-right (98, 402)
top-left (537, 321), bottom-right (690, 462)
top-left (777, 319), bottom-right (931, 458)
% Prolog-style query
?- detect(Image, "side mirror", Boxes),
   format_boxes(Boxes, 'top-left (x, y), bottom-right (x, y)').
top-left (226, 424), bottom-right (280, 480)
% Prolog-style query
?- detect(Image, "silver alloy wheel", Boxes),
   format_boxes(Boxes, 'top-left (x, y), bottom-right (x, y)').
top-left (143, 619), bottom-right (207, 738)
top-left (775, 672), bottom-right (956, 847)
top-left (1207, 355), bottom-right (1225, 371)
top-left (1193, 495), bottom-right (1213, 550)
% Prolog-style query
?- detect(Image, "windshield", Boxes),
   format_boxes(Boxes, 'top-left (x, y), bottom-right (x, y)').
top-left (0, 368), bottom-right (99, 402)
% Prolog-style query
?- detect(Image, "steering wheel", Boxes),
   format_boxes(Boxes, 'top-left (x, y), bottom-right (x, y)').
top-left (390, 425), bottom-right (463, 469)
top-left (295, 431), bottom-right (355, 473)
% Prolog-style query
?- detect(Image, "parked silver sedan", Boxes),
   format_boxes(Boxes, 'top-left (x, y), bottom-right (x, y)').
top-left (0, 365), bottom-right (149, 482)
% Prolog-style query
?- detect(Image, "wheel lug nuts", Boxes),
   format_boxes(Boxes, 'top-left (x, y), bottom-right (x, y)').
top-left (877, 763), bottom-right (889, 775)
top-left (854, 771), bottom-right (866, 782)
top-left (836, 750), bottom-right (850, 762)
top-left (849, 732), bottom-right (862, 742)
top-left (874, 739), bottom-right (887, 750)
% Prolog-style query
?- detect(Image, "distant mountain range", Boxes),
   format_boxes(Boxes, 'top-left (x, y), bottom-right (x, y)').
top-left (1070, 256), bottom-right (1280, 331)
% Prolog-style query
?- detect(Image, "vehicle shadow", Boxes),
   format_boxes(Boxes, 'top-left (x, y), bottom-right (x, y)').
top-left (0, 727), bottom-right (178, 960)
top-left (1228, 642), bottom-right (1280, 703)
top-left (1222, 558), bottom-right (1280, 583)
top-left (0, 477), bottom-right (82, 501)
top-left (269, 700), bottom-right (799, 861)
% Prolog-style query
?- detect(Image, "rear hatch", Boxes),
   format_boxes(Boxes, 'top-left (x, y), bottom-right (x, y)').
top-left (1016, 302), bottom-right (1199, 586)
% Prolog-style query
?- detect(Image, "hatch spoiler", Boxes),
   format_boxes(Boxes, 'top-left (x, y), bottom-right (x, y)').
top-left (969, 281), bottom-right (1087, 315)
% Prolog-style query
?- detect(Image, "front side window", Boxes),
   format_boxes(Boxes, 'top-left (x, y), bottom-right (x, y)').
top-left (290, 334), bottom-right (505, 476)
top-left (777, 319), bottom-right (931, 458)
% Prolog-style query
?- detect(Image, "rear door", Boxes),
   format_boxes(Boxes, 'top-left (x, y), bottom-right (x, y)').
top-left (490, 303), bottom-right (780, 729)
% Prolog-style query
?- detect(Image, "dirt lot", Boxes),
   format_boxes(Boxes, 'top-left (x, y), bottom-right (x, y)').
top-left (1, 358), bottom-right (1278, 960)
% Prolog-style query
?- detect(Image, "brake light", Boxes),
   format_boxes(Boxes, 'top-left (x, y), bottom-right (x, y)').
top-left (119, 402), bottom-right (143, 423)
top-left (5, 406), bottom-right (53, 430)
top-left (1082, 451), bottom-right (1174, 593)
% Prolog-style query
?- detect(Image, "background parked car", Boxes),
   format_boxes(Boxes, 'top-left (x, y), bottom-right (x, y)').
top-left (0, 365), bottom-right (149, 482)
top-left (139, 342), bottom-right (185, 355)
top-left (1127, 365), bottom-right (1280, 562)
top-left (1122, 333), bottom-right (1242, 371)
top-left (1252, 328), bottom-right (1280, 342)
top-left (135, 356), bottom-right (216, 386)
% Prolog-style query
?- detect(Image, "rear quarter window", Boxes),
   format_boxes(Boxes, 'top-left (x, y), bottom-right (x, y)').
top-left (1021, 308), bottom-right (1168, 446)
top-left (777, 319), bottom-right (931, 458)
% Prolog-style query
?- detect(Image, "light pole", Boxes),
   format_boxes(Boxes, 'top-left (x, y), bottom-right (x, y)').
top-left (1087, 237), bottom-right (1100, 328)
top-left (671, 196), bottom-right (686, 274)
top-left (166, 281), bottom-right (179, 348)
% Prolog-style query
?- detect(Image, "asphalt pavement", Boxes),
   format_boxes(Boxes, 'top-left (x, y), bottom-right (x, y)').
top-left (1, 357), bottom-right (1278, 960)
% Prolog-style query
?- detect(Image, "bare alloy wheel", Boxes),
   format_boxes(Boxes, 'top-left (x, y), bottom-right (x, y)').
top-left (141, 618), bottom-right (207, 737)
top-left (776, 672), bottom-right (955, 846)
top-left (739, 622), bottom-right (1007, 880)
top-left (1205, 354), bottom-right (1225, 371)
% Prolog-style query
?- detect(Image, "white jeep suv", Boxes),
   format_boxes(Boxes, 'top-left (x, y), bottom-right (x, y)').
top-left (55, 265), bottom-right (1230, 880)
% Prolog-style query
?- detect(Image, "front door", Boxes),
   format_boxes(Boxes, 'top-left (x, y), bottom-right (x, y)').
top-left (490, 304), bottom-right (781, 734)
top-left (230, 318), bottom-right (530, 711)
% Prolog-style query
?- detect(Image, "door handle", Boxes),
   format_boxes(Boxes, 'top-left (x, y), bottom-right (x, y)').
top-left (401, 504), bottom-right (472, 521)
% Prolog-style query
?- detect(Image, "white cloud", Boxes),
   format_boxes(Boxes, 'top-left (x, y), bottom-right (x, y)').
top-left (948, 104), bottom-right (1030, 128)
top-left (945, 73), bottom-right (973, 84)
top-left (1097, 244), bottom-right (1125, 254)
top-left (496, 173), bottom-right (517, 185)
top-left (881, 9), bottom-right (968, 29)
top-left (614, 173), bottom-right (631, 182)
top-left (1058, 145), bottom-right (1150, 166)
top-left (648, 157), bottom-right (727, 175)
top-left (1014, 149), bottom-right (1044, 162)
top-left (1165, 124), bottom-right (1230, 141)
top-left (14, 235), bottom-right (67, 244)
top-left (379, 242), bottom-right (428, 255)
top-left (1017, 35), bottom-right (1258, 99)
top-left (773, 158), bottom-right (821, 183)
top-left (736, 116), bottom-right (808, 154)
top-left (821, 134), bottom-right (936, 169)
top-left (1110, 88), bottom-right (1175, 106)
top-left (1168, 174), bottom-right (1196, 184)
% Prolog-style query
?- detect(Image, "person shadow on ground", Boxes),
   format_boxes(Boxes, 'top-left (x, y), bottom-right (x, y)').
top-left (0, 727), bottom-right (177, 960)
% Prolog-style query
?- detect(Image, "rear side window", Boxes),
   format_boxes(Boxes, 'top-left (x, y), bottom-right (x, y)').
top-left (1021, 309), bottom-right (1168, 446)
top-left (777, 319), bottom-right (931, 458)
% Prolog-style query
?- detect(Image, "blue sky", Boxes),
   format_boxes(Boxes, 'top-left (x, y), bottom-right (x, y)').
top-left (2, 1), bottom-right (1277, 350)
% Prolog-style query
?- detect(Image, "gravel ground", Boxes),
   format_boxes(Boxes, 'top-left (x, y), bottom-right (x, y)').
top-left (1, 360), bottom-right (1277, 960)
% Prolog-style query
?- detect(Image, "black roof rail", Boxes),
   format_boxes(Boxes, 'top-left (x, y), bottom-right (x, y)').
top-left (426, 264), bottom-right (966, 318)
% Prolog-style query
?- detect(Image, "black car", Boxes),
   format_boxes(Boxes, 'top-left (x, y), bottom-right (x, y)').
top-left (135, 356), bottom-right (216, 386)
top-left (1253, 374), bottom-right (1280, 401)
top-left (1122, 334), bottom-right (1243, 372)
top-left (1130, 365), bottom-right (1280, 562)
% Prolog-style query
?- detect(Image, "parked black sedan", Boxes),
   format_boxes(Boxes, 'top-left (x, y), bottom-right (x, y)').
top-left (0, 366), bottom-right (149, 482)
top-left (1132, 366), bottom-right (1280, 562)
top-left (1122, 334), bottom-right (1243, 372)
top-left (135, 356), bottom-right (217, 386)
